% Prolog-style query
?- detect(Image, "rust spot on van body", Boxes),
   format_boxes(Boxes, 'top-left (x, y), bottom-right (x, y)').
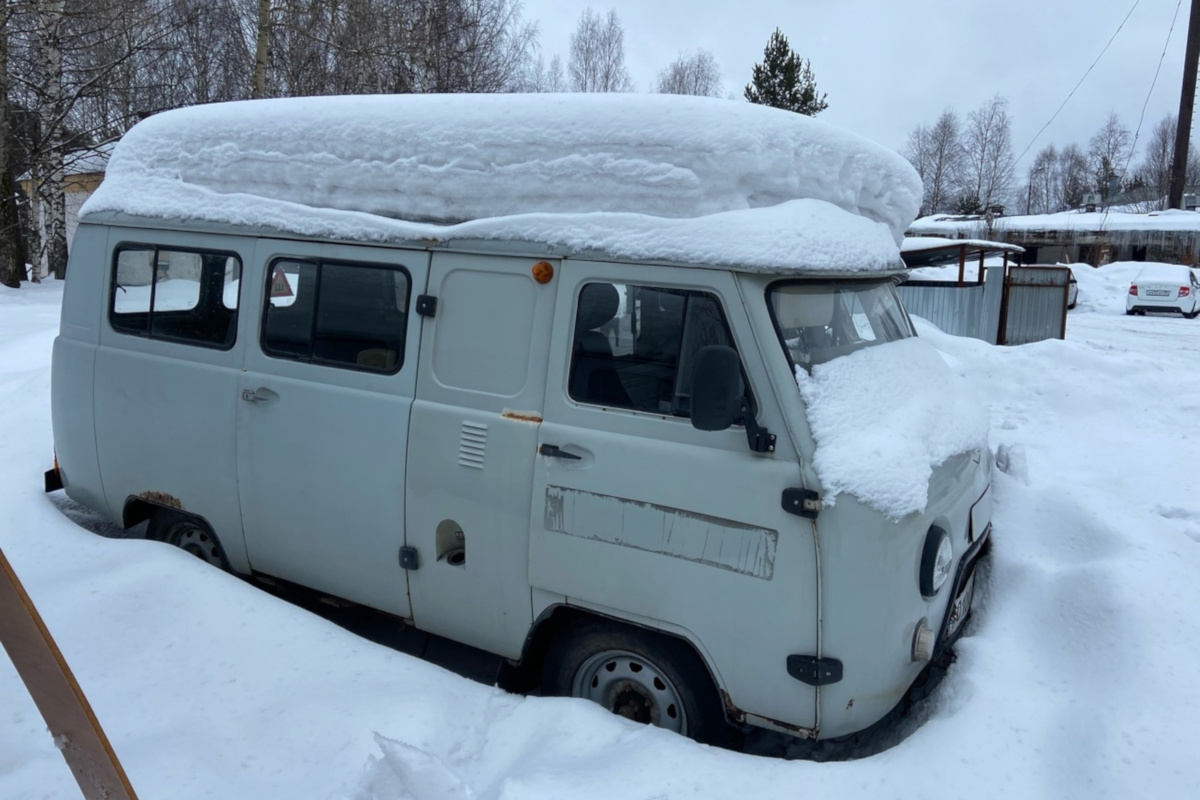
top-left (502, 410), bottom-right (543, 423)
top-left (722, 691), bottom-right (746, 723)
top-left (138, 491), bottom-right (182, 510)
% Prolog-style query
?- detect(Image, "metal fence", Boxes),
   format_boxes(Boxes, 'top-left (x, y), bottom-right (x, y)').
top-left (897, 266), bottom-right (1068, 346)
top-left (896, 267), bottom-right (1005, 343)
top-left (999, 266), bottom-right (1069, 345)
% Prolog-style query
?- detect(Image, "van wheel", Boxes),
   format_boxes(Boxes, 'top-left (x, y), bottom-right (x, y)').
top-left (147, 511), bottom-right (228, 570)
top-left (542, 620), bottom-right (737, 747)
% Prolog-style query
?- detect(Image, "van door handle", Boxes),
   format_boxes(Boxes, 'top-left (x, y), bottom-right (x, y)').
top-left (242, 387), bottom-right (278, 403)
top-left (539, 444), bottom-right (582, 460)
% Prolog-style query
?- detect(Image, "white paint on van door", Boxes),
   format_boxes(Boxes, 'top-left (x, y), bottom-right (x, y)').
top-left (404, 253), bottom-right (556, 660)
top-left (544, 485), bottom-right (778, 580)
top-left (236, 242), bottom-right (430, 618)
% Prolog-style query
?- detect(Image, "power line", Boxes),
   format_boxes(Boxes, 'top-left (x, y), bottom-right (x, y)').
top-left (1014, 0), bottom-right (1144, 167)
top-left (1121, 0), bottom-right (1185, 183)
top-left (1099, 0), bottom-right (1186, 228)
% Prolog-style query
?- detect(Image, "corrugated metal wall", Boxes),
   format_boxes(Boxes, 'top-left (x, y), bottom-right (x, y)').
top-left (1001, 267), bottom-right (1069, 345)
top-left (896, 267), bottom-right (1005, 343)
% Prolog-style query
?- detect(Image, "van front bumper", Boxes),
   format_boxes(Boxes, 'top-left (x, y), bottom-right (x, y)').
top-left (936, 522), bottom-right (990, 655)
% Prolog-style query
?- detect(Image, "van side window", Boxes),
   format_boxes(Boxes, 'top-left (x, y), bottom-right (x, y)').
top-left (109, 245), bottom-right (241, 349)
top-left (261, 258), bottom-right (410, 374)
top-left (569, 283), bottom-right (736, 417)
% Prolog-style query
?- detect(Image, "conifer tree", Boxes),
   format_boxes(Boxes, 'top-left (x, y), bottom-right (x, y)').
top-left (744, 29), bottom-right (828, 116)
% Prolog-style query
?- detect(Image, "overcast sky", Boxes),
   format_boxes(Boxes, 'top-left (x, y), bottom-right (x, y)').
top-left (520, 0), bottom-right (1192, 172)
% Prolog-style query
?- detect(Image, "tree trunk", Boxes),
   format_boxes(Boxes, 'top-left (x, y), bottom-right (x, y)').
top-left (38, 0), bottom-right (67, 279)
top-left (27, 162), bottom-right (41, 284)
top-left (0, 15), bottom-right (24, 289)
top-left (252, 0), bottom-right (271, 99)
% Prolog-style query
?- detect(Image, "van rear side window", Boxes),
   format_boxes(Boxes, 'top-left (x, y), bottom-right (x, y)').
top-left (109, 245), bottom-right (241, 349)
top-left (260, 258), bottom-right (410, 374)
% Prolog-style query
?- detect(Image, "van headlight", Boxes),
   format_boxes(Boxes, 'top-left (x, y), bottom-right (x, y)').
top-left (920, 526), bottom-right (953, 598)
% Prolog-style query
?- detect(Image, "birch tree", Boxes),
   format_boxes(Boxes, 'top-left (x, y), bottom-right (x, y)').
top-left (1058, 143), bottom-right (1090, 209)
top-left (0, 5), bottom-right (25, 289)
top-left (904, 108), bottom-right (964, 216)
top-left (252, 0), bottom-right (271, 98)
top-left (516, 52), bottom-right (566, 92)
top-left (962, 94), bottom-right (1015, 212)
top-left (1132, 114), bottom-right (1200, 208)
top-left (1088, 111), bottom-right (1132, 196)
top-left (1024, 145), bottom-right (1059, 214)
top-left (19, 0), bottom-right (66, 282)
top-left (655, 50), bottom-right (721, 97)
top-left (568, 7), bottom-right (632, 92)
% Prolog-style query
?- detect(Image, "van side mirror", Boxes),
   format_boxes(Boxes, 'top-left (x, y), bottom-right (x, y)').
top-left (691, 346), bottom-right (743, 432)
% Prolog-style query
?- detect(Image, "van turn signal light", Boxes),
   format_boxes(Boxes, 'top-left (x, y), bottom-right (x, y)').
top-left (532, 261), bottom-right (554, 284)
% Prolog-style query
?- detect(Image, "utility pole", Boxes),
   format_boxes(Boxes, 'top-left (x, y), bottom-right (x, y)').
top-left (1169, 0), bottom-right (1200, 209)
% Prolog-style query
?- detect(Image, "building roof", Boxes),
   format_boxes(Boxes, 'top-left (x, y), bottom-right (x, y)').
top-left (900, 236), bottom-right (1023, 268)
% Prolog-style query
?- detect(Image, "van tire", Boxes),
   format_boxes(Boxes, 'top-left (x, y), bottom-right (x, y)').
top-left (147, 511), bottom-right (229, 571)
top-left (542, 619), bottom-right (738, 748)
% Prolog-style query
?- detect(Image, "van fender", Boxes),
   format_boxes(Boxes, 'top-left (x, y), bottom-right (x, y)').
top-left (121, 496), bottom-right (245, 574)
top-left (501, 600), bottom-right (738, 722)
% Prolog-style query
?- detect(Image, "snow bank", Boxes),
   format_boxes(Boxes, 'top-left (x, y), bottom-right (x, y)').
top-left (6, 276), bottom-right (1200, 798)
top-left (795, 337), bottom-right (990, 518)
top-left (82, 94), bottom-right (921, 273)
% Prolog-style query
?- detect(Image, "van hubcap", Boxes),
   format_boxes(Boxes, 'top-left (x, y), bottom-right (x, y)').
top-left (172, 524), bottom-right (223, 567)
top-left (572, 649), bottom-right (687, 734)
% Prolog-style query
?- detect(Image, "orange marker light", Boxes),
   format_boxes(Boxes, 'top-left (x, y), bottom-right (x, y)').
top-left (532, 261), bottom-right (554, 284)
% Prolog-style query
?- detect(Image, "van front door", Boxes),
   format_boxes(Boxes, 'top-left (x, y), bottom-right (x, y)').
top-left (529, 263), bottom-right (818, 731)
top-left (237, 241), bottom-right (429, 617)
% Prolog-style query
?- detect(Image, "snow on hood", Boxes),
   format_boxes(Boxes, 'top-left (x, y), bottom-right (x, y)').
top-left (82, 94), bottom-right (921, 272)
top-left (795, 337), bottom-right (990, 518)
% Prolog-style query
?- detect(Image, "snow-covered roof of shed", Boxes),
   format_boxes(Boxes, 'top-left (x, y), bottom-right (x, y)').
top-left (81, 94), bottom-right (922, 274)
top-left (909, 209), bottom-right (1200, 237)
top-left (900, 236), bottom-right (1024, 254)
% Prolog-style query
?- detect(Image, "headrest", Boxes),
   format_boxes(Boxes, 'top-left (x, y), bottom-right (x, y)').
top-left (576, 283), bottom-right (620, 331)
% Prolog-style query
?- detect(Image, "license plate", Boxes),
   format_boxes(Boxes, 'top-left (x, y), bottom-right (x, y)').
top-left (945, 573), bottom-right (975, 638)
top-left (1147, 289), bottom-right (1170, 296)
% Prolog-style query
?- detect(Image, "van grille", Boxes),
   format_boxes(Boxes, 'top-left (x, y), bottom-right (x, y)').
top-left (458, 421), bottom-right (487, 469)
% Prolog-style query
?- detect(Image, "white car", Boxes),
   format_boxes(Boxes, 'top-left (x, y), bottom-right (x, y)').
top-left (1126, 264), bottom-right (1200, 318)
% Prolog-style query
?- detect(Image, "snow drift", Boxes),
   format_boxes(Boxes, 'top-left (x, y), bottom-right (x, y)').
top-left (795, 337), bottom-right (991, 518)
top-left (5, 265), bottom-right (1200, 798)
top-left (81, 94), bottom-right (921, 273)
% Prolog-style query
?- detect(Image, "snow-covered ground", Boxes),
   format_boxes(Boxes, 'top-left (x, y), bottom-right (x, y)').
top-left (3, 267), bottom-right (1200, 799)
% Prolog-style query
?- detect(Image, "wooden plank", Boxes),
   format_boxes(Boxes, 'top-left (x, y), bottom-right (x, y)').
top-left (0, 547), bottom-right (139, 800)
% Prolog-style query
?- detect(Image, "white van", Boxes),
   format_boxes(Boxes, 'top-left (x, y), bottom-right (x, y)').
top-left (46, 94), bottom-right (993, 746)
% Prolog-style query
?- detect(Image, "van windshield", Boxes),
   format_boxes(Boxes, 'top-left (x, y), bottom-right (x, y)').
top-left (769, 280), bottom-right (914, 372)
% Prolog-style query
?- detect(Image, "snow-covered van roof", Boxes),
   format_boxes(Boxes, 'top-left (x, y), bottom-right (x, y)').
top-left (81, 94), bottom-right (923, 274)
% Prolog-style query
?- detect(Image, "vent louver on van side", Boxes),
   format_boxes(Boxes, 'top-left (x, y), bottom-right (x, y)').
top-left (458, 421), bottom-right (488, 469)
